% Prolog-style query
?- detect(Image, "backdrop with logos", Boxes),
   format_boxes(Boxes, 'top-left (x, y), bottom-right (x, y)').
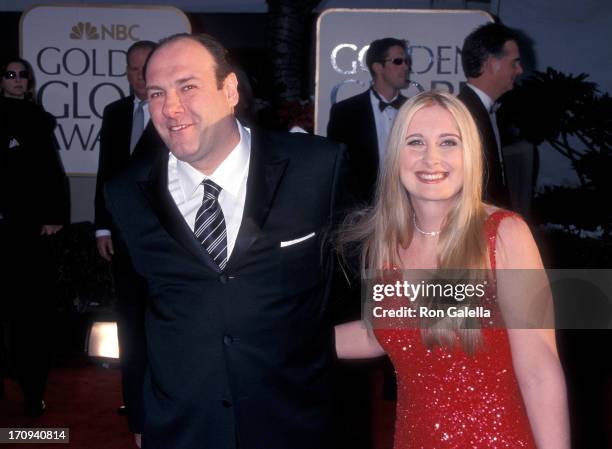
top-left (314, 9), bottom-right (492, 135)
top-left (21, 4), bottom-right (191, 175)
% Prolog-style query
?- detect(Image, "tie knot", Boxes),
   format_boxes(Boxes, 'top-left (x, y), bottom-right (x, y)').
top-left (372, 88), bottom-right (403, 112)
top-left (489, 102), bottom-right (501, 114)
top-left (202, 179), bottom-right (222, 201)
top-left (135, 100), bottom-right (145, 112)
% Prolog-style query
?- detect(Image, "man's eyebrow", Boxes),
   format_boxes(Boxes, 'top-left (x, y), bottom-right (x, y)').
top-left (145, 76), bottom-right (198, 92)
top-left (176, 76), bottom-right (196, 85)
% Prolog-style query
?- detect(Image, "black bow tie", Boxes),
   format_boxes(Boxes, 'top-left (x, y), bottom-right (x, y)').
top-left (372, 89), bottom-right (404, 112)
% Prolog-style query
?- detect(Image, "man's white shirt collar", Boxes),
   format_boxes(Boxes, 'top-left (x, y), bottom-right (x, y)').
top-left (172, 120), bottom-right (251, 200)
top-left (369, 88), bottom-right (400, 106)
top-left (466, 83), bottom-right (495, 113)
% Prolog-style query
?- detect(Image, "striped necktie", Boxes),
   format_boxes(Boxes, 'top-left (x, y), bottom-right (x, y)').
top-left (194, 180), bottom-right (228, 270)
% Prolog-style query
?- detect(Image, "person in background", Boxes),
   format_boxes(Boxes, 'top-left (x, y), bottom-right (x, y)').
top-left (0, 56), bottom-right (69, 416)
top-left (328, 37), bottom-right (410, 205)
top-left (458, 22), bottom-right (523, 208)
top-left (327, 37), bottom-right (410, 449)
top-left (94, 40), bottom-right (162, 445)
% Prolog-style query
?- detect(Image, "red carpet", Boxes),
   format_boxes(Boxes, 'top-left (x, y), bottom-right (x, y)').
top-left (5, 353), bottom-right (608, 448)
top-left (0, 358), bottom-right (136, 449)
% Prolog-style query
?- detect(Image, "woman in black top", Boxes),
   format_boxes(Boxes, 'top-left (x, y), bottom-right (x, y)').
top-left (0, 57), bottom-right (69, 416)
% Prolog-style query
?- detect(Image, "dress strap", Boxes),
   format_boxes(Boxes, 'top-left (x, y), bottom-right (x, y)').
top-left (485, 209), bottom-right (521, 270)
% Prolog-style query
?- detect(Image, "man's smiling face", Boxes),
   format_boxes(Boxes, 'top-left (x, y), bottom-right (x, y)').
top-left (146, 37), bottom-right (239, 174)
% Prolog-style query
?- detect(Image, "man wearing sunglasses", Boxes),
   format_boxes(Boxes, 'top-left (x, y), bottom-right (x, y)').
top-left (327, 37), bottom-right (409, 449)
top-left (327, 37), bottom-right (410, 206)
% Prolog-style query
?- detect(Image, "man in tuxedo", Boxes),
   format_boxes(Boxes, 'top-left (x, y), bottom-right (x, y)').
top-left (93, 40), bottom-right (162, 440)
top-left (458, 22), bottom-right (523, 207)
top-left (104, 33), bottom-right (349, 449)
top-left (327, 38), bottom-right (408, 449)
top-left (327, 37), bottom-right (410, 205)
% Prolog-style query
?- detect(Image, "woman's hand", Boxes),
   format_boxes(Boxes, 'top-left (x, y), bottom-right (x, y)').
top-left (40, 224), bottom-right (63, 235)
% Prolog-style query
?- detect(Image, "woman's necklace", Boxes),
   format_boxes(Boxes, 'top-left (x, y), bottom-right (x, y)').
top-left (412, 214), bottom-right (441, 237)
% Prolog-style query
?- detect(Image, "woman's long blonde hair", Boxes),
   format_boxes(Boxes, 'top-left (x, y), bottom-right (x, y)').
top-left (338, 90), bottom-right (490, 351)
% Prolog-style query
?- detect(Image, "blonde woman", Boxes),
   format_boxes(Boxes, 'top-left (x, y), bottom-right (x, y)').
top-left (335, 91), bottom-right (569, 449)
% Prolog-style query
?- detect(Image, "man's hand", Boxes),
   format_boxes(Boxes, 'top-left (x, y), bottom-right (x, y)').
top-left (41, 224), bottom-right (63, 235)
top-left (96, 235), bottom-right (114, 261)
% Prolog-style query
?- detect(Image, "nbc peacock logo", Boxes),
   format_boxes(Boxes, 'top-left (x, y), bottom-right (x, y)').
top-left (68, 22), bottom-right (140, 41)
top-left (69, 22), bottom-right (100, 40)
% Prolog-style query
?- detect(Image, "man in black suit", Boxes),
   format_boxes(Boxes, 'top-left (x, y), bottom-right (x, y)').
top-left (104, 33), bottom-right (349, 449)
top-left (93, 40), bottom-right (162, 441)
top-left (327, 37), bottom-right (410, 205)
top-left (458, 23), bottom-right (523, 207)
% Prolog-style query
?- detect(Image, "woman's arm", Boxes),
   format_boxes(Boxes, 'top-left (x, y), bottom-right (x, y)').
top-left (334, 320), bottom-right (386, 359)
top-left (496, 216), bottom-right (570, 449)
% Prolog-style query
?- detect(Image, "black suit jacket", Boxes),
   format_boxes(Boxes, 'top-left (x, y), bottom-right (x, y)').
top-left (94, 95), bottom-right (163, 231)
top-left (327, 90), bottom-right (407, 205)
top-left (0, 97), bottom-right (68, 231)
top-left (457, 85), bottom-right (510, 207)
top-left (105, 128), bottom-right (349, 449)
top-left (327, 90), bottom-right (379, 205)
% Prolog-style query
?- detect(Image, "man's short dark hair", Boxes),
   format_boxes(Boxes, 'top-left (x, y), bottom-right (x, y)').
top-left (145, 33), bottom-right (233, 89)
top-left (461, 23), bottom-right (519, 78)
top-left (365, 38), bottom-right (407, 77)
top-left (126, 40), bottom-right (157, 61)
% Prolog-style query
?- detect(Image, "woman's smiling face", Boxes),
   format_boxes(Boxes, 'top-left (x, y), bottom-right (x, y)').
top-left (399, 104), bottom-right (464, 206)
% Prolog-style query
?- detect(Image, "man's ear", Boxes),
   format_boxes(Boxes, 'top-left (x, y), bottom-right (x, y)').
top-left (483, 55), bottom-right (500, 76)
top-left (224, 72), bottom-right (239, 108)
top-left (372, 61), bottom-right (385, 78)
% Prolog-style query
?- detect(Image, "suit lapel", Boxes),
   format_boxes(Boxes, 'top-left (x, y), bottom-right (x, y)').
top-left (228, 129), bottom-right (288, 270)
top-left (122, 97), bottom-right (135, 159)
top-left (132, 121), bottom-right (159, 159)
top-left (138, 150), bottom-right (221, 273)
top-left (360, 91), bottom-right (379, 161)
top-left (459, 86), bottom-right (498, 154)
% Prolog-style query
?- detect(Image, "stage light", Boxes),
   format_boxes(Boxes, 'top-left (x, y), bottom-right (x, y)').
top-left (86, 321), bottom-right (119, 359)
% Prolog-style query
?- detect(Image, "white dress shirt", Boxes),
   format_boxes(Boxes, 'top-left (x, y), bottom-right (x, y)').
top-left (168, 120), bottom-right (251, 258)
top-left (369, 89), bottom-right (400, 162)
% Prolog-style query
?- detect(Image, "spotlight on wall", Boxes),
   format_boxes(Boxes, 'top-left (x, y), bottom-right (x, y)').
top-left (86, 321), bottom-right (120, 360)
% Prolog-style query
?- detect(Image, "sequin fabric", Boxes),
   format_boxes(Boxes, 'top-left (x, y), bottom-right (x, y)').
top-left (374, 210), bottom-right (537, 449)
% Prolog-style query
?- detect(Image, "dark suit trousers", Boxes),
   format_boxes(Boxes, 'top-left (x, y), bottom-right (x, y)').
top-left (1, 222), bottom-right (55, 405)
top-left (112, 245), bottom-right (148, 433)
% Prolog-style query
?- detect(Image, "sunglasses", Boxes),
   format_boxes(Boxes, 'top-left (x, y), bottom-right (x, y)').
top-left (384, 58), bottom-right (410, 66)
top-left (3, 70), bottom-right (29, 80)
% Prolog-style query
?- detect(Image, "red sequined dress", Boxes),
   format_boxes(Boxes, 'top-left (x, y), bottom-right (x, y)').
top-left (374, 210), bottom-right (537, 449)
